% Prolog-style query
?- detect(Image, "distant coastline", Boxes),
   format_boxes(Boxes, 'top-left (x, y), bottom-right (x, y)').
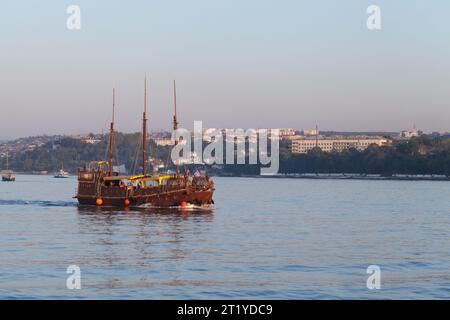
top-left (9, 172), bottom-right (450, 181)
top-left (1, 133), bottom-right (449, 178)
top-left (215, 173), bottom-right (450, 181)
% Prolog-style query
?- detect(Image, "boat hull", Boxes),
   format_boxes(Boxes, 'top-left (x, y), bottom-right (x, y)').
top-left (76, 189), bottom-right (214, 207)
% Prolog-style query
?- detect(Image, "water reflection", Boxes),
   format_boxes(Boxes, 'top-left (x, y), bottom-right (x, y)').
top-left (74, 205), bottom-right (214, 276)
top-left (77, 205), bottom-right (214, 216)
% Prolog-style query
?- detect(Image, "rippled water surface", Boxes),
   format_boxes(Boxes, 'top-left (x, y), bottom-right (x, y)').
top-left (0, 175), bottom-right (449, 299)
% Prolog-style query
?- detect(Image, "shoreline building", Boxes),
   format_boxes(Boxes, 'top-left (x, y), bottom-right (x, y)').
top-left (154, 138), bottom-right (174, 146)
top-left (399, 129), bottom-right (423, 139)
top-left (278, 128), bottom-right (296, 138)
top-left (290, 136), bottom-right (390, 154)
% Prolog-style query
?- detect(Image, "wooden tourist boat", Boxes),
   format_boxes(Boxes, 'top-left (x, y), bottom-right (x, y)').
top-left (75, 81), bottom-right (215, 208)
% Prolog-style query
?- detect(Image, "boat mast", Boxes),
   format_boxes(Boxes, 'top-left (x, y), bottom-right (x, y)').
top-left (6, 152), bottom-right (8, 170)
top-left (173, 80), bottom-right (179, 177)
top-left (142, 78), bottom-right (148, 176)
top-left (108, 88), bottom-right (115, 176)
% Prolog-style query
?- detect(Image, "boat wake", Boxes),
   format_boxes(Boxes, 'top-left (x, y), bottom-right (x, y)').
top-left (0, 199), bottom-right (77, 207)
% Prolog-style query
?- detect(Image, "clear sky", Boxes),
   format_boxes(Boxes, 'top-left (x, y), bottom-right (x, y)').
top-left (0, 0), bottom-right (449, 139)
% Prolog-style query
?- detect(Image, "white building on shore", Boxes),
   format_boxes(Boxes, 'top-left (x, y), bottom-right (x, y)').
top-left (399, 130), bottom-right (423, 139)
top-left (290, 136), bottom-right (390, 154)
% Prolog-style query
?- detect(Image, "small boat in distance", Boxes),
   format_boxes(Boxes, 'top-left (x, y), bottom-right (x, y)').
top-left (54, 166), bottom-right (70, 178)
top-left (2, 152), bottom-right (16, 182)
top-left (2, 173), bottom-right (15, 182)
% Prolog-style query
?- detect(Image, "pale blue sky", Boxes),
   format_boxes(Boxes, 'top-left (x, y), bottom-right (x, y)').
top-left (0, 0), bottom-right (449, 138)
